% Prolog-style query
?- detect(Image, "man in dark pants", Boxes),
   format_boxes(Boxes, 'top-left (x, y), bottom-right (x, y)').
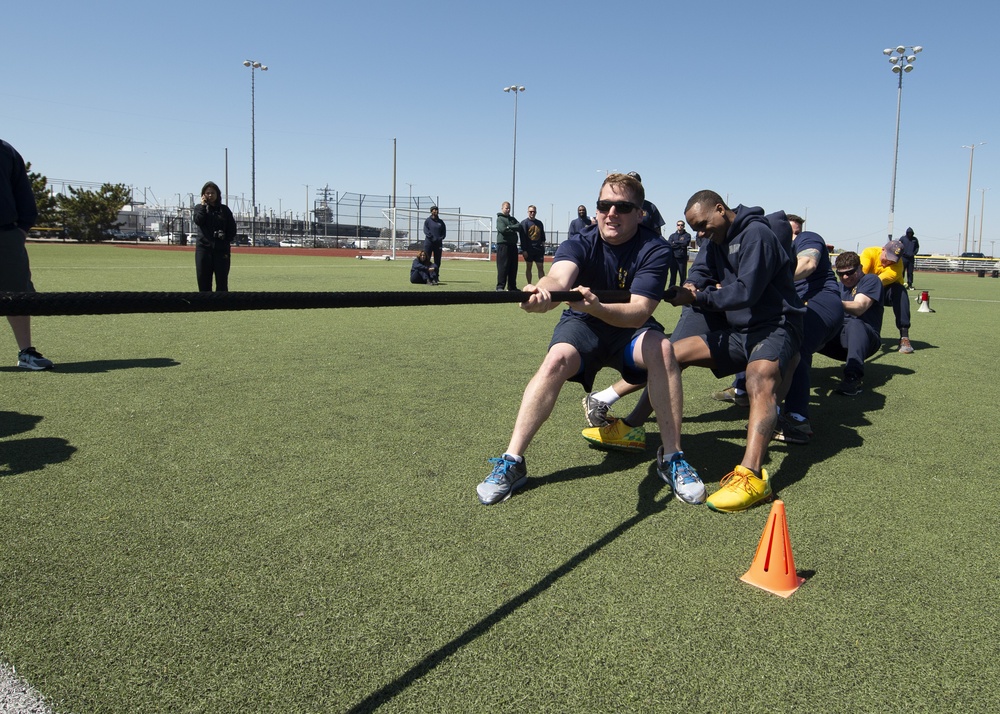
top-left (520, 205), bottom-right (546, 284)
top-left (422, 205), bottom-right (446, 280)
top-left (667, 219), bottom-right (692, 287)
top-left (0, 138), bottom-right (54, 369)
top-left (899, 227), bottom-right (919, 287)
top-left (495, 201), bottom-right (521, 291)
top-left (818, 251), bottom-right (884, 396)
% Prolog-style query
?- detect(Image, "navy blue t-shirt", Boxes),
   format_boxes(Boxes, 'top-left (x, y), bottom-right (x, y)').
top-left (794, 231), bottom-right (838, 302)
top-left (843, 272), bottom-right (884, 334)
top-left (552, 223), bottom-right (670, 321)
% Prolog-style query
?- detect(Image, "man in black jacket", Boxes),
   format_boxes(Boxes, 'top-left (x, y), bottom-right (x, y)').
top-left (667, 219), bottom-right (692, 287)
top-left (899, 226), bottom-right (919, 287)
top-left (0, 138), bottom-right (54, 370)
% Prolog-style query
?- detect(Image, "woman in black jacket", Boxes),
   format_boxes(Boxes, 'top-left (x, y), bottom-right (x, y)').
top-left (192, 181), bottom-right (237, 291)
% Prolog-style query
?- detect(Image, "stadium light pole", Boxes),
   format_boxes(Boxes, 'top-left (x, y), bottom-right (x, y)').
top-left (883, 45), bottom-right (922, 241)
top-left (503, 85), bottom-right (525, 213)
top-left (978, 188), bottom-right (989, 253)
top-left (243, 59), bottom-right (268, 246)
top-left (961, 143), bottom-right (986, 254)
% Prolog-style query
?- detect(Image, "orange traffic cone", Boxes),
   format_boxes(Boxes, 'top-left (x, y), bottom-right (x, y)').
top-left (740, 499), bottom-right (805, 598)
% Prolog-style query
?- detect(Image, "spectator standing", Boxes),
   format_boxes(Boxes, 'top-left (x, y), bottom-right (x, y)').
top-left (899, 227), bottom-right (919, 287)
top-left (422, 206), bottom-right (446, 280)
top-left (666, 220), bottom-right (692, 287)
top-left (520, 205), bottom-right (546, 284)
top-left (0, 138), bottom-right (53, 369)
top-left (192, 181), bottom-right (237, 292)
top-left (568, 204), bottom-right (592, 240)
top-left (495, 201), bottom-right (521, 291)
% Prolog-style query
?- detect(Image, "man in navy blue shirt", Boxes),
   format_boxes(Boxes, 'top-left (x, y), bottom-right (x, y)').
top-left (772, 215), bottom-right (843, 444)
top-left (568, 205), bottom-right (592, 240)
top-left (668, 191), bottom-right (804, 513)
top-left (477, 173), bottom-right (705, 507)
top-left (1, 138), bottom-right (54, 370)
top-left (667, 220), bottom-right (692, 287)
top-left (422, 206), bottom-right (446, 280)
top-left (817, 251), bottom-right (884, 396)
top-left (520, 205), bottom-right (546, 284)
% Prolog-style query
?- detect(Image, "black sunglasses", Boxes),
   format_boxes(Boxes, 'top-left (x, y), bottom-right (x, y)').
top-left (596, 200), bottom-right (638, 214)
top-left (836, 268), bottom-right (858, 278)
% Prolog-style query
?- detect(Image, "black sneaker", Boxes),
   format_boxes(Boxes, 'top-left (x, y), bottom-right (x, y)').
top-left (581, 392), bottom-right (613, 427)
top-left (835, 376), bottom-right (862, 396)
top-left (17, 347), bottom-right (54, 370)
top-left (773, 414), bottom-right (812, 444)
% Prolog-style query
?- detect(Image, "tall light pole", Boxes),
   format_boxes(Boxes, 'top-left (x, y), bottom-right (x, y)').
top-left (503, 85), bottom-right (525, 213)
top-left (961, 143), bottom-right (986, 254)
top-left (243, 59), bottom-right (268, 246)
top-left (978, 188), bottom-right (989, 253)
top-left (406, 183), bottom-right (414, 246)
top-left (883, 45), bottom-right (922, 241)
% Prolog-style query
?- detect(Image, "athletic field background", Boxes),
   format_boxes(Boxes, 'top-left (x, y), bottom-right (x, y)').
top-left (2, 244), bottom-right (998, 712)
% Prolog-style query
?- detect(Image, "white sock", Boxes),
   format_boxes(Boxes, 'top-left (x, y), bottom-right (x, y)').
top-left (502, 453), bottom-right (523, 463)
top-left (592, 387), bottom-right (621, 405)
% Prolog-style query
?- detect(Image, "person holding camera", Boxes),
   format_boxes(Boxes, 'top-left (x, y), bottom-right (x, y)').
top-left (192, 181), bottom-right (237, 292)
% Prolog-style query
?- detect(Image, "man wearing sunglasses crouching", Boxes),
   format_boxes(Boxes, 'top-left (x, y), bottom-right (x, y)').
top-left (816, 252), bottom-right (884, 397)
top-left (477, 173), bottom-right (705, 506)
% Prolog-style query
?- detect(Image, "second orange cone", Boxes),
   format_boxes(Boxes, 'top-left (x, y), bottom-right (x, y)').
top-left (740, 499), bottom-right (805, 598)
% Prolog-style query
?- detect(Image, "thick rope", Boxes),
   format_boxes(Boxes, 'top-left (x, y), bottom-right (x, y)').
top-left (0, 290), bottom-right (632, 316)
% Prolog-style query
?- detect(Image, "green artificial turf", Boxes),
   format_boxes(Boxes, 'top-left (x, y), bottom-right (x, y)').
top-left (2, 244), bottom-right (998, 712)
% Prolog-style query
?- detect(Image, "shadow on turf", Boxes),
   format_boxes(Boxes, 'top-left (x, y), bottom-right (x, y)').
top-left (347, 449), bottom-right (689, 712)
top-left (0, 357), bottom-right (181, 374)
top-left (635, 360), bottom-right (914, 495)
top-left (0, 438), bottom-right (76, 476)
top-left (0, 412), bottom-right (76, 476)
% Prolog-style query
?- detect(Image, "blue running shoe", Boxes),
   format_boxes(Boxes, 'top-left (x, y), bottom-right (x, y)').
top-left (656, 447), bottom-right (706, 505)
top-left (477, 455), bottom-right (528, 505)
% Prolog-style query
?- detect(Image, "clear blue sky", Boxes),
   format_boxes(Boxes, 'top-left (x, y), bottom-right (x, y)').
top-left (3, 0), bottom-right (997, 255)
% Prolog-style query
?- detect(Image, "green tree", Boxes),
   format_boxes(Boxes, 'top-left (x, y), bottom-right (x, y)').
top-left (57, 183), bottom-right (132, 243)
top-left (25, 162), bottom-right (59, 227)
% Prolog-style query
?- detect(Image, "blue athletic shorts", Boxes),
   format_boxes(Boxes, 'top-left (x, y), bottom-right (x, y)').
top-left (549, 311), bottom-right (663, 392)
top-left (701, 322), bottom-right (802, 379)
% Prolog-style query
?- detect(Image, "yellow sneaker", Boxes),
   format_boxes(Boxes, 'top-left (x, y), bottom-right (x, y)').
top-left (581, 418), bottom-right (646, 452)
top-left (706, 465), bottom-right (772, 512)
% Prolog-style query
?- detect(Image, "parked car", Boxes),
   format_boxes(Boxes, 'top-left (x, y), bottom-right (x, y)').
top-left (458, 242), bottom-right (486, 253)
top-left (960, 252), bottom-right (986, 258)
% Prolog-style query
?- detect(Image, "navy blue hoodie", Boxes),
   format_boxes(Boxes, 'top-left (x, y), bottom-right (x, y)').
top-left (687, 205), bottom-right (804, 331)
